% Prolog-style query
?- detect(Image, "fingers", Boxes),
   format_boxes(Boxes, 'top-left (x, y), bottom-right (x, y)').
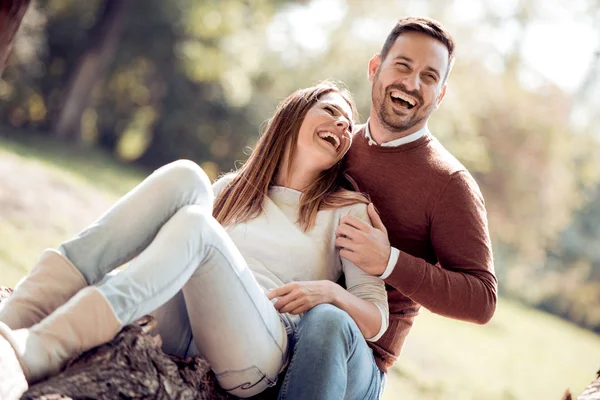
top-left (339, 249), bottom-right (359, 264)
top-left (335, 236), bottom-right (355, 250)
top-left (340, 215), bottom-right (370, 232)
top-left (367, 203), bottom-right (386, 232)
top-left (289, 304), bottom-right (311, 315)
top-left (278, 297), bottom-right (305, 314)
top-left (267, 284), bottom-right (291, 300)
top-left (335, 223), bottom-right (359, 240)
top-left (272, 291), bottom-right (298, 310)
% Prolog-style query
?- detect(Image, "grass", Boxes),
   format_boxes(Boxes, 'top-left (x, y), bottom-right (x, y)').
top-left (1, 132), bottom-right (599, 400)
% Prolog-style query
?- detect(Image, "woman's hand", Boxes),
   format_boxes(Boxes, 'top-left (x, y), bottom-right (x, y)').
top-left (267, 281), bottom-right (339, 315)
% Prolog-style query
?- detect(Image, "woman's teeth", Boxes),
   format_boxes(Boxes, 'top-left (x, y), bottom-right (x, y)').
top-left (317, 131), bottom-right (340, 149)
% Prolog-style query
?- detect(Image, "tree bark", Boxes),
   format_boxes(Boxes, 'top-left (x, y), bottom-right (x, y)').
top-left (52, 0), bottom-right (130, 141)
top-left (0, 287), bottom-right (236, 400)
top-left (0, 0), bottom-right (31, 76)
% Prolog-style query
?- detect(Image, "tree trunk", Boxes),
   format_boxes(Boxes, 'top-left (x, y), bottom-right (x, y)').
top-left (0, 0), bottom-right (31, 76)
top-left (52, 0), bottom-right (130, 141)
top-left (0, 287), bottom-right (236, 400)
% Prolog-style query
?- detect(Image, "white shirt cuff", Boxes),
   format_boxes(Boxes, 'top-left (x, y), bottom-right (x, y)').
top-left (379, 247), bottom-right (399, 280)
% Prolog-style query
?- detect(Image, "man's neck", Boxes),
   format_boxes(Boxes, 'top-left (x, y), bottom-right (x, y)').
top-left (367, 113), bottom-right (425, 144)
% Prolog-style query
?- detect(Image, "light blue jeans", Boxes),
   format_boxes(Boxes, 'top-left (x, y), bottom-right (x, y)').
top-left (58, 160), bottom-right (289, 398)
top-left (278, 304), bottom-right (384, 400)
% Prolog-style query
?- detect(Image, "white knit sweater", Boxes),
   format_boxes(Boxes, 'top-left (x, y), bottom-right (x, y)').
top-left (213, 176), bottom-right (389, 341)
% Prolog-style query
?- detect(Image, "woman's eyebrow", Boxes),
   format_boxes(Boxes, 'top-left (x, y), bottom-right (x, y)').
top-left (320, 101), bottom-right (351, 121)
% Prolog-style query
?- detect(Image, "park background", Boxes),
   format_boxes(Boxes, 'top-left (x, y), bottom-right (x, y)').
top-left (1, 0), bottom-right (599, 398)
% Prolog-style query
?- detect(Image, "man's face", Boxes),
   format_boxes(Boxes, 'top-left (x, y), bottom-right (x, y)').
top-left (369, 31), bottom-right (449, 134)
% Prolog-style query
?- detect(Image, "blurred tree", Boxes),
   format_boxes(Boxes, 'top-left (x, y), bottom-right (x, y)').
top-left (0, 0), bottom-right (31, 74)
top-left (52, 0), bottom-right (131, 141)
top-left (1, 0), bottom-right (600, 330)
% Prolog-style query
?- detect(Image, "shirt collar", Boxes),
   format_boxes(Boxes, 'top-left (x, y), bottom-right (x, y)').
top-left (364, 118), bottom-right (429, 147)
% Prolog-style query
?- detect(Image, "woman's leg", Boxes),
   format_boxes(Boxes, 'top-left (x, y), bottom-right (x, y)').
top-left (98, 272), bottom-right (194, 358)
top-left (1, 204), bottom-right (287, 391)
top-left (149, 290), bottom-right (194, 358)
top-left (0, 160), bottom-right (212, 331)
top-left (60, 159), bottom-right (213, 285)
top-left (96, 205), bottom-right (288, 398)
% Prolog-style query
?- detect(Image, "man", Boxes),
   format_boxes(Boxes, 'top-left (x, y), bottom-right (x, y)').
top-left (277, 16), bottom-right (497, 400)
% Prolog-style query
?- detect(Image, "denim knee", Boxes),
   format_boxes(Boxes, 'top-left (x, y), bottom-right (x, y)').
top-left (158, 159), bottom-right (213, 211)
top-left (168, 205), bottom-right (216, 237)
top-left (296, 304), bottom-right (357, 352)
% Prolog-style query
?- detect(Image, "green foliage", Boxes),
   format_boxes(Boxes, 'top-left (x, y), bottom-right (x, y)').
top-left (1, 0), bottom-right (600, 334)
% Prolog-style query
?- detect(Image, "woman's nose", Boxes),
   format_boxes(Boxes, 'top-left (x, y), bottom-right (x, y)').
top-left (336, 118), bottom-right (349, 131)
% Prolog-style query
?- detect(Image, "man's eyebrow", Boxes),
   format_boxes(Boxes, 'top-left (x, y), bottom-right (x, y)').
top-left (393, 55), bottom-right (441, 79)
top-left (393, 55), bottom-right (413, 63)
top-left (424, 66), bottom-right (441, 79)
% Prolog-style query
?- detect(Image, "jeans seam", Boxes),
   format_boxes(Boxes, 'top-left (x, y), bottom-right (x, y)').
top-left (278, 331), bottom-right (299, 399)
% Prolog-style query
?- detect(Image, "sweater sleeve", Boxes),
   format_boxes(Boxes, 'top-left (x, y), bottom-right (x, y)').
top-left (212, 173), bottom-right (236, 199)
top-left (341, 204), bottom-right (390, 341)
top-left (385, 171), bottom-right (497, 324)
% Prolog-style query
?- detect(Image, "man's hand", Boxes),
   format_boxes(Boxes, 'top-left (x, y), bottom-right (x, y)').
top-left (335, 203), bottom-right (391, 276)
top-left (267, 281), bottom-right (339, 314)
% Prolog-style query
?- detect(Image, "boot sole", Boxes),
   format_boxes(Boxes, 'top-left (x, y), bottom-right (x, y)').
top-left (0, 326), bottom-right (28, 400)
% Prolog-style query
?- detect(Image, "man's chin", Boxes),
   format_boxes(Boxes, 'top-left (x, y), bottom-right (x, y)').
top-left (380, 114), bottom-right (414, 132)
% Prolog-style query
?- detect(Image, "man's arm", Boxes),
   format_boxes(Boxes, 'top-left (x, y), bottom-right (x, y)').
top-left (386, 171), bottom-right (496, 324)
top-left (337, 171), bottom-right (497, 324)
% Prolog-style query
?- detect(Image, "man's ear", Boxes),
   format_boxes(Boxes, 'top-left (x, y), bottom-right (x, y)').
top-left (434, 84), bottom-right (447, 110)
top-left (368, 54), bottom-right (381, 83)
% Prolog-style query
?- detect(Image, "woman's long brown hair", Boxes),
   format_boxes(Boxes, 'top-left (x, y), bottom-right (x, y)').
top-left (213, 82), bottom-right (369, 231)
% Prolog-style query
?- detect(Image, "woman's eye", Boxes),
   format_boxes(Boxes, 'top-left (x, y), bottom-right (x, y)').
top-left (324, 106), bottom-right (335, 115)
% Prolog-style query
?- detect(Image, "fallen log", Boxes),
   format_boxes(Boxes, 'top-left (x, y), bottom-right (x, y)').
top-left (0, 286), bottom-right (243, 399)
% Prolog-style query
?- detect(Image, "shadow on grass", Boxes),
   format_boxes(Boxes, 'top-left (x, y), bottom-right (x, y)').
top-left (0, 126), bottom-right (147, 196)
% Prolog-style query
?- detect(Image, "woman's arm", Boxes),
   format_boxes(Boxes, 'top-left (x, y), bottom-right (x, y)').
top-left (268, 203), bottom-right (389, 341)
top-left (267, 279), bottom-right (386, 340)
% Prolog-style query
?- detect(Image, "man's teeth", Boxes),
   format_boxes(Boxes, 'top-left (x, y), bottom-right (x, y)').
top-left (390, 91), bottom-right (416, 107)
top-left (317, 131), bottom-right (340, 149)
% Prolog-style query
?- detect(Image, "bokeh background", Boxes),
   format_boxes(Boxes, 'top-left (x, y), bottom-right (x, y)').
top-left (1, 0), bottom-right (600, 399)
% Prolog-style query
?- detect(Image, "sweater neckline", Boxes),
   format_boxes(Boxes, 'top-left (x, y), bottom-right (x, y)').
top-left (354, 126), bottom-right (433, 153)
top-left (269, 186), bottom-right (302, 204)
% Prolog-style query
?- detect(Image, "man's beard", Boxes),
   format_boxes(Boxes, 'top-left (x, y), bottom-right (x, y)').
top-left (372, 77), bottom-right (434, 133)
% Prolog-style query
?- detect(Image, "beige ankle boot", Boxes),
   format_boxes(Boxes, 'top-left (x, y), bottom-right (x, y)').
top-left (0, 286), bottom-right (122, 384)
top-left (0, 249), bottom-right (87, 329)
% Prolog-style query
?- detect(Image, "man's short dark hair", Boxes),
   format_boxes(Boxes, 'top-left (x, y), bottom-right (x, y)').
top-left (380, 17), bottom-right (456, 82)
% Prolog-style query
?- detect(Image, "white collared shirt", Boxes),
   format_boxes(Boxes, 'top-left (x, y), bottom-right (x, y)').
top-left (362, 119), bottom-right (428, 279)
top-left (364, 118), bottom-right (429, 147)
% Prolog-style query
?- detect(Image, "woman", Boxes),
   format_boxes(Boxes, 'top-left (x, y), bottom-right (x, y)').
top-left (0, 82), bottom-right (389, 398)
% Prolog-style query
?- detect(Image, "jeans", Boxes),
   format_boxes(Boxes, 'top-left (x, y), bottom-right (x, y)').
top-left (58, 160), bottom-right (288, 398)
top-left (278, 304), bottom-right (384, 400)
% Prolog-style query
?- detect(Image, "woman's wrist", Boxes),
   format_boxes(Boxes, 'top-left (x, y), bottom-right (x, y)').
top-left (328, 281), bottom-right (343, 307)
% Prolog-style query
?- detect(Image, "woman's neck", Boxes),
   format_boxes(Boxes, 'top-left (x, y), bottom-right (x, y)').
top-left (274, 160), bottom-right (319, 192)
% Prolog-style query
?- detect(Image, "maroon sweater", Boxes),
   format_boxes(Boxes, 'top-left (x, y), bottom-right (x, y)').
top-left (344, 126), bottom-right (497, 373)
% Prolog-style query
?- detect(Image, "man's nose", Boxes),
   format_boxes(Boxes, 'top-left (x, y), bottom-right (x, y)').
top-left (401, 73), bottom-right (420, 92)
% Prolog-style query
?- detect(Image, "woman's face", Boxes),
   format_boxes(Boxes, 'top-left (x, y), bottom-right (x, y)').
top-left (294, 92), bottom-right (354, 173)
